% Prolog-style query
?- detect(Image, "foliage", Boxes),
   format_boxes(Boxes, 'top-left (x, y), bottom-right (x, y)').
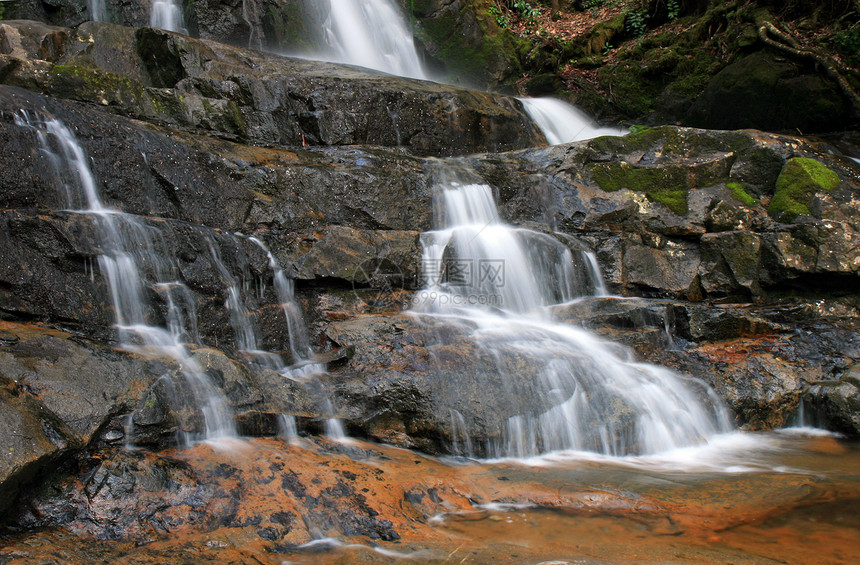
top-left (489, 3), bottom-right (511, 28)
top-left (832, 24), bottom-right (860, 62)
top-left (514, 1), bottom-right (543, 25)
top-left (625, 6), bottom-right (648, 37)
top-left (667, 0), bottom-right (680, 20)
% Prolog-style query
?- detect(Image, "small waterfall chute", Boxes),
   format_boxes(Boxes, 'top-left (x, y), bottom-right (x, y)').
top-left (414, 162), bottom-right (733, 457)
top-left (88, 0), bottom-right (107, 22)
top-left (18, 113), bottom-right (236, 441)
top-left (295, 0), bottom-right (427, 79)
top-left (519, 97), bottom-right (627, 144)
top-left (150, 0), bottom-right (187, 34)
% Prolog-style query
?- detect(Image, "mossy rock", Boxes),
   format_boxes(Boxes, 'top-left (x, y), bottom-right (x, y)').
top-left (261, 1), bottom-right (324, 52)
top-left (687, 50), bottom-right (853, 133)
top-left (727, 182), bottom-right (759, 207)
top-left (48, 64), bottom-right (146, 106)
top-left (410, 0), bottom-right (526, 87)
top-left (768, 158), bottom-right (841, 222)
top-left (576, 12), bottom-right (626, 57)
top-left (591, 162), bottom-right (689, 215)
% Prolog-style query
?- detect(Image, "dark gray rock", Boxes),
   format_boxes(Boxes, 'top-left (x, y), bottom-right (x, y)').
top-left (687, 50), bottom-right (854, 134)
top-left (0, 19), bottom-right (545, 157)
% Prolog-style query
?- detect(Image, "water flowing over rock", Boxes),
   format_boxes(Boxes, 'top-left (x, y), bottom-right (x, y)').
top-left (0, 19), bottom-right (545, 157)
top-left (150, 0), bottom-right (187, 34)
top-left (317, 0), bottom-right (427, 80)
top-left (520, 97), bottom-right (628, 144)
top-left (0, 6), bottom-right (859, 561)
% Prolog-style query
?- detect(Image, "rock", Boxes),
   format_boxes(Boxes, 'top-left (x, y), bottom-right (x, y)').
top-left (768, 157), bottom-right (842, 222)
top-left (687, 50), bottom-right (853, 134)
top-left (0, 375), bottom-right (77, 516)
top-left (407, 0), bottom-right (525, 88)
top-left (468, 125), bottom-right (860, 299)
top-left (622, 238), bottom-right (701, 296)
top-left (805, 365), bottom-right (860, 435)
top-left (0, 20), bottom-right (545, 157)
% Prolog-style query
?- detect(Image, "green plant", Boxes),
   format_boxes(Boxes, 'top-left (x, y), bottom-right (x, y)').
top-left (833, 25), bottom-right (860, 56)
top-left (583, 0), bottom-right (604, 10)
top-left (626, 7), bottom-right (648, 37)
top-left (514, 0), bottom-right (542, 25)
top-left (667, 0), bottom-right (679, 20)
top-left (489, 3), bottom-right (511, 28)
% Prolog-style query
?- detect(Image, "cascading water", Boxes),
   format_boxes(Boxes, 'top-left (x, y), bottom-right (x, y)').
top-left (242, 0), bottom-right (263, 50)
top-left (248, 238), bottom-right (325, 380)
top-left (519, 97), bottom-right (627, 144)
top-left (18, 113), bottom-right (235, 441)
top-left (302, 0), bottom-right (622, 145)
top-left (150, 0), bottom-right (187, 34)
top-left (319, 0), bottom-right (427, 79)
top-left (415, 163), bottom-right (732, 457)
top-left (88, 0), bottom-right (107, 22)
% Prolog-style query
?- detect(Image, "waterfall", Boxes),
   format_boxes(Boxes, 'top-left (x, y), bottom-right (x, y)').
top-left (248, 238), bottom-right (325, 380)
top-left (519, 97), bottom-right (627, 144)
top-left (242, 0), bottom-right (264, 50)
top-left (18, 114), bottom-right (236, 441)
top-left (415, 163), bottom-right (732, 457)
top-left (88, 0), bottom-right (107, 22)
top-left (150, 0), bottom-right (187, 34)
top-left (319, 0), bottom-right (426, 79)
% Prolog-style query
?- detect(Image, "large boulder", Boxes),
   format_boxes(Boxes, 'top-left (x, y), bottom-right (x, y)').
top-left (687, 50), bottom-right (854, 134)
top-left (0, 19), bottom-right (545, 156)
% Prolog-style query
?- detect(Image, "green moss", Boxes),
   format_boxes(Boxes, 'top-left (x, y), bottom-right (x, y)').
top-left (226, 100), bottom-right (245, 134)
top-left (411, 0), bottom-right (527, 85)
top-left (591, 162), bottom-right (689, 215)
top-left (768, 158), bottom-right (841, 222)
top-left (50, 64), bottom-right (145, 105)
top-left (727, 182), bottom-right (759, 207)
top-left (262, 3), bottom-right (322, 51)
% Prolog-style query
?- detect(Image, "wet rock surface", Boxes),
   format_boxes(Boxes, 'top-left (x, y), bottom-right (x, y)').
top-left (0, 20), bottom-right (544, 157)
top-left (0, 12), bottom-right (858, 562)
top-left (2, 436), bottom-right (859, 564)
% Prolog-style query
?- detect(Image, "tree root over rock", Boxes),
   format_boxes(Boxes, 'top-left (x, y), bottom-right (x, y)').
top-left (758, 19), bottom-right (860, 118)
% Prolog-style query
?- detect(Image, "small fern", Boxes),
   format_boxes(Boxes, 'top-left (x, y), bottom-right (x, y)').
top-left (667, 0), bottom-right (680, 20)
top-left (625, 7), bottom-right (648, 37)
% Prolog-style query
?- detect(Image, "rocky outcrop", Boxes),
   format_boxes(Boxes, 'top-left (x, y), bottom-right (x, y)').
top-left (687, 50), bottom-right (854, 134)
top-left (468, 126), bottom-right (860, 301)
top-left (406, 0), bottom-right (526, 88)
top-left (0, 20), bottom-right (544, 156)
top-left (0, 14), bottom-right (859, 553)
top-left (2, 76), bottom-right (859, 457)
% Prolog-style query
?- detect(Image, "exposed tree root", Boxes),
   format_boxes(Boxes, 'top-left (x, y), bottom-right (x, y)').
top-left (758, 19), bottom-right (860, 117)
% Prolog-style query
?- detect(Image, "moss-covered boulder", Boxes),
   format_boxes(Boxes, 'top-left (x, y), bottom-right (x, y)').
top-left (687, 50), bottom-right (854, 133)
top-left (408, 0), bottom-right (527, 88)
top-left (769, 157), bottom-right (842, 222)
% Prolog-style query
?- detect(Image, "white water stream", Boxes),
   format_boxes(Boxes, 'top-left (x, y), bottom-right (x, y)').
top-left (519, 97), bottom-right (628, 144)
top-left (150, 0), bottom-right (187, 34)
top-left (320, 0), bottom-right (427, 79)
top-left (18, 114), bottom-right (236, 441)
top-left (415, 164), bottom-right (733, 457)
top-left (88, 0), bottom-right (107, 22)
